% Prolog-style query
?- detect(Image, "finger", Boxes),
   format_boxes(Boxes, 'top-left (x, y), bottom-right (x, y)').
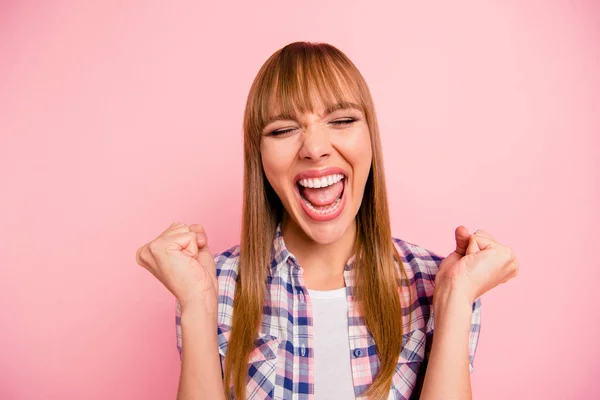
top-left (164, 231), bottom-right (199, 258)
top-left (189, 224), bottom-right (204, 232)
top-left (472, 229), bottom-right (497, 243)
top-left (189, 225), bottom-right (212, 268)
top-left (454, 226), bottom-right (471, 256)
top-left (188, 224), bottom-right (207, 245)
top-left (160, 221), bottom-right (190, 237)
top-left (471, 245), bottom-right (517, 277)
top-left (469, 232), bottom-right (499, 253)
top-left (510, 256), bottom-right (520, 278)
top-left (189, 226), bottom-right (216, 276)
top-left (137, 244), bottom-right (158, 268)
top-left (136, 246), bottom-right (143, 265)
top-left (135, 245), bottom-right (159, 278)
top-left (466, 234), bottom-right (481, 255)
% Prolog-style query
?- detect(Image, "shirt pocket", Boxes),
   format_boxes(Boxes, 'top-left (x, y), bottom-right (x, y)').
top-left (389, 328), bottom-right (426, 400)
top-left (218, 324), bottom-right (280, 400)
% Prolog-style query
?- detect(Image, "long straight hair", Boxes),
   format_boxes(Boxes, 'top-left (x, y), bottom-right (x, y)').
top-left (224, 41), bottom-right (410, 400)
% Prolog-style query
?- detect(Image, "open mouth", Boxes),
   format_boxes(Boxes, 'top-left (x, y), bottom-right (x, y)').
top-left (294, 173), bottom-right (347, 221)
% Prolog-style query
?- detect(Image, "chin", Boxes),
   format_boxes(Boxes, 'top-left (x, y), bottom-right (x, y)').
top-left (304, 222), bottom-right (348, 244)
top-left (288, 208), bottom-right (357, 246)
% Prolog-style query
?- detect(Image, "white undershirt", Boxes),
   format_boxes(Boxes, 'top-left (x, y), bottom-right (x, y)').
top-left (307, 286), bottom-right (356, 400)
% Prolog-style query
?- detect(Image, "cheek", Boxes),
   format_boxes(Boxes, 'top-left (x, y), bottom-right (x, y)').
top-left (344, 129), bottom-right (372, 175)
top-left (260, 143), bottom-right (291, 191)
top-left (260, 157), bottom-right (279, 190)
top-left (359, 135), bottom-right (373, 168)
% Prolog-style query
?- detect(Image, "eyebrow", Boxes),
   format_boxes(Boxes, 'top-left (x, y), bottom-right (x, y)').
top-left (263, 101), bottom-right (363, 129)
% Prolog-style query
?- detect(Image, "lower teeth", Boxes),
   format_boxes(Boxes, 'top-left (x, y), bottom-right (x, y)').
top-left (302, 197), bottom-right (342, 215)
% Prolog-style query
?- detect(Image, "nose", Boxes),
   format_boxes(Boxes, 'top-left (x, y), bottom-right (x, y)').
top-left (298, 126), bottom-right (332, 162)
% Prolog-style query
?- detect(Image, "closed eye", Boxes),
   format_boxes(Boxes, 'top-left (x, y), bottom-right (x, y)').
top-left (268, 118), bottom-right (357, 136)
top-left (269, 127), bottom-right (297, 136)
top-left (330, 118), bottom-right (356, 126)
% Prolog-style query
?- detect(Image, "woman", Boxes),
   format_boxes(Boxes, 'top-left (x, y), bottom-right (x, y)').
top-left (136, 41), bottom-right (519, 400)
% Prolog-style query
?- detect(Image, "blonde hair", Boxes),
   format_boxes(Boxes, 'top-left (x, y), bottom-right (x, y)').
top-left (225, 41), bottom-right (410, 400)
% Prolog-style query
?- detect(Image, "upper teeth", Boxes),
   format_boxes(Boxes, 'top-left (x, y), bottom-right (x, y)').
top-left (298, 173), bottom-right (345, 189)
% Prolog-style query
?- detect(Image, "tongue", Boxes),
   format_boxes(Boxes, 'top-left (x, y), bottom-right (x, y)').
top-left (299, 180), bottom-right (343, 206)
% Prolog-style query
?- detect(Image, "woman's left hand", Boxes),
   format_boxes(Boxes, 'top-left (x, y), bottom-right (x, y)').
top-left (436, 226), bottom-right (520, 304)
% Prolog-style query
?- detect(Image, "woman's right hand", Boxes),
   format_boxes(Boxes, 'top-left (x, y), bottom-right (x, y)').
top-left (135, 222), bottom-right (218, 312)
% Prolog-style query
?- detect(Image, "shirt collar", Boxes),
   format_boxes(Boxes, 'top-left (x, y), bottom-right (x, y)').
top-left (269, 222), bottom-right (294, 275)
top-left (269, 222), bottom-right (356, 276)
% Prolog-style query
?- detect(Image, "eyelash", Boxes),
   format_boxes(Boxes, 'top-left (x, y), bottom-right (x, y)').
top-left (269, 118), bottom-right (357, 136)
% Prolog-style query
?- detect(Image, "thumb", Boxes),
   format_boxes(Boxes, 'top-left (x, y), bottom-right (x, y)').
top-left (189, 225), bottom-right (216, 276)
top-left (454, 225), bottom-right (471, 256)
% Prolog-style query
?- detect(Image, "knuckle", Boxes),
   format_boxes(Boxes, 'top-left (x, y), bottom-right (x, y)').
top-left (189, 225), bottom-right (206, 237)
top-left (138, 244), bottom-right (149, 258)
top-left (189, 223), bottom-right (204, 230)
top-left (136, 246), bottom-right (148, 264)
top-left (148, 239), bottom-right (161, 254)
top-left (135, 246), bottom-right (142, 262)
top-left (193, 228), bottom-right (208, 241)
top-left (187, 231), bottom-right (198, 241)
top-left (504, 246), bottom-right (516, 262)
top-left (170, 221), bottom-right (188, 231)
top-left (136, 250), bottom-right (150, 269)
top-left (196, 231), bottom-right (207, 241)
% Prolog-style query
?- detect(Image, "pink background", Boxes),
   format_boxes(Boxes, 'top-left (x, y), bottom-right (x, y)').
top-left (1, 1), bottom-right (598, 399)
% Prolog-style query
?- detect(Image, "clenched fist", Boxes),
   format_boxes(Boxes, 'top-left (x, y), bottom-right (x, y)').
top-left (436, 226), bottom-right (520, 304)
top-left (135, 222), bottom-right (218, 312)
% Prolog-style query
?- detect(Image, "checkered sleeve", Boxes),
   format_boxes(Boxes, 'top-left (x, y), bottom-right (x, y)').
top-left (176, 298), bottom-right (183, 361)
top-left (419, 248), bottom-right (482, 374)
top-left (468, 297), bottom-right (482, 373)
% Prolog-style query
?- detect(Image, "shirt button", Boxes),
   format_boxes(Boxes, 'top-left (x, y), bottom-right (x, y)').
top-left (353, 348), bottom-right (363, 358)
top-left (300, 344), bottom-right (307, 357)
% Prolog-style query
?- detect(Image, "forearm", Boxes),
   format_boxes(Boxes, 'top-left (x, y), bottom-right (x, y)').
top-left (177, 303), bottom-right (225, 400)
top-left (420, 285), bottom-right (473, 400)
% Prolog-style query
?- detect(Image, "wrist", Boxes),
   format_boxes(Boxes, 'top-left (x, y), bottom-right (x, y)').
top-left (180, 294), bottom-right (218, 319)
top-left (180, 307), bottom-right (218, 337)
top-left (433, 281), bottom-right (474, 315)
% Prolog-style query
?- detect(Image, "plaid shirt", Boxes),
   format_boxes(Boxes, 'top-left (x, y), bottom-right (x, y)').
top-left (176, 224), bottom-right (482, 399)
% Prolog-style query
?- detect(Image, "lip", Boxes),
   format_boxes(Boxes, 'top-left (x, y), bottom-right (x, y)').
top-left (293, 167), bottom-right (348, 183)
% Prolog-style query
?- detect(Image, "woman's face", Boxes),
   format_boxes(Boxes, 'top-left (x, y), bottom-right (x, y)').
top-left (260, 99), bottom-right (372, 245)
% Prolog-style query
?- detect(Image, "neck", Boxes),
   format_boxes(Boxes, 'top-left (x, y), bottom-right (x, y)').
top-left (281, 214), bottom-right (356, 290)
